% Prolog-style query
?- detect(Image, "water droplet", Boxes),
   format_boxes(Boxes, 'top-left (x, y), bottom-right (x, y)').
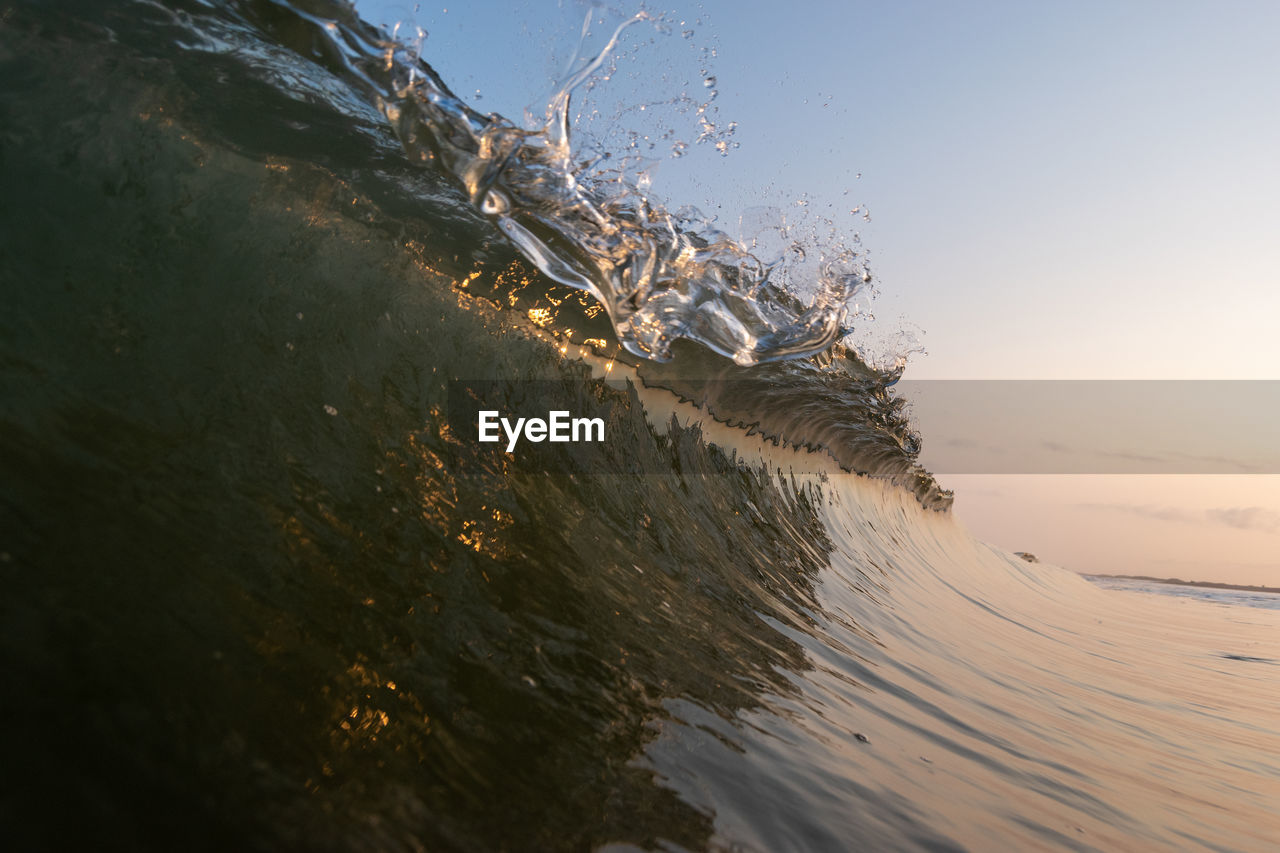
top-left (481, 190), bottom-right (509, 215)
top-left (703, 75), bottom-right (716, 88)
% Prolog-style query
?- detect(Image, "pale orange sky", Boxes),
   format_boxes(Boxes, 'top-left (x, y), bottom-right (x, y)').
top-left (905, 386), bottom-right (1280, 586)
top-left (944, 475), bottom-right (1280, 587)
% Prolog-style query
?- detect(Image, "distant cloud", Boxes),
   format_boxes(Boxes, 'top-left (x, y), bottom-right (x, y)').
top-left (1152, 557), bottom-right (1280, 572)
top-left (1097, 449), bottom-right (1167, 465)
top-left (943, 437), bottom-right (1012, 455)
top-left (1205, 507), bottom-right (1280, 533)
top-left (1040, 441), bottom-right (1169, 464)
top-left (1038, 443), bottom-right (1267, 472)
top-left (1080, 503), bottom-right (1280, 534)
top-left (1169, 452), bottom-right (1261, 473)
top-left (1080, 503), bottom-right (1198, 524)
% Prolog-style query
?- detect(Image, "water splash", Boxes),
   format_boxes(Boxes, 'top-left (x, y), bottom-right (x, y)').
top-left (243, 0), bottom-right (872, 366)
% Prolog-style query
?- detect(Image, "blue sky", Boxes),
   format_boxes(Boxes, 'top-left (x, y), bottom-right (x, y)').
top-left (356, 1), bottom-right (1280, 584)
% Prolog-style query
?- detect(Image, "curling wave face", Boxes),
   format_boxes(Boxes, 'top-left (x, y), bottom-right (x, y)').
top-left (98, 0), bottom-right (948, 508)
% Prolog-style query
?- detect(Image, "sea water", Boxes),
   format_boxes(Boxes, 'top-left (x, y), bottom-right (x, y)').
top-left (1, 2), bottom-right (1277, 850)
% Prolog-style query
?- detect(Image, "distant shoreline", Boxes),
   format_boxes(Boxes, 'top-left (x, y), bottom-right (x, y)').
top-left (1080, 573), bottom-right (1280, 595)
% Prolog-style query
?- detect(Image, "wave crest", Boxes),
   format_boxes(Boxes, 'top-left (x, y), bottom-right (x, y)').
top-left (242, 0), bottom-right (871, 366)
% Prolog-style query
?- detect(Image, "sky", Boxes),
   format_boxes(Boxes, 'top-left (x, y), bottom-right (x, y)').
top-left (356, 1), bottom-right (1280, 586)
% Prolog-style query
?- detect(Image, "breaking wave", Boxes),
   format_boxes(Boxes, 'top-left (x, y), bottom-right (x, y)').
top-left (2, 2), bottom-right (1278, 851)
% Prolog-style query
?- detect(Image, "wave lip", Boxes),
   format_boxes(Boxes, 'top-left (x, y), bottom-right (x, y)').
top-left (241, 0), bottom-right (871, 367)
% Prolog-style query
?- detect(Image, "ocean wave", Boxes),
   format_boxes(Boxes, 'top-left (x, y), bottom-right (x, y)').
top-left (5, 3), bottom-right (1278, 851)
top-left (208, 0), bottom-right (876, 368)
top-left (74, 0), bottom-right (947, 506)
